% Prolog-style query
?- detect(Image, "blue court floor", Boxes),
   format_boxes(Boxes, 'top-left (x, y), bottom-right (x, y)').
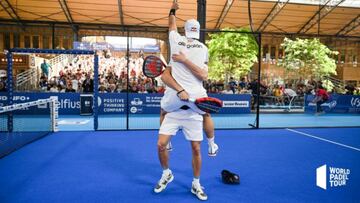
top-left (57, 113), bottom-right (360, 131)
top-left (0, 128), bottom-right (359, 202)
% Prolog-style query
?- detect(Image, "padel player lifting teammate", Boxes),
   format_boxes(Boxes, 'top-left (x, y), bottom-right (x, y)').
top-left (153, 1), bottom-right (218, 201)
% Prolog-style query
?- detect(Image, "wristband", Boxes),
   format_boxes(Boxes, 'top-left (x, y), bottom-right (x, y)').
top-left (169, 9), bottom-right (176, 16)
top-left (177, 89), bottom-right (185, 95)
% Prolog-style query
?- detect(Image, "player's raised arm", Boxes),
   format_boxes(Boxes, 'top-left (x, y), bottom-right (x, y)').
top-left (168, 1), bottom-right (179, 32)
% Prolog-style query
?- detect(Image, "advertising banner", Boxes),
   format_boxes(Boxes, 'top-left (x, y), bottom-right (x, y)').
top-left (0, 93), bottom-right (252, 115)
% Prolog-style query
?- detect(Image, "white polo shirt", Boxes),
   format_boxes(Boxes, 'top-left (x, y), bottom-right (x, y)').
top-left (167, 30), bottom-right (208, 95)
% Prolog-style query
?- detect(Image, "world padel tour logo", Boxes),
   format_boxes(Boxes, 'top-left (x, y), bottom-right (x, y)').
top-left (316, 164), bottom-right (351, 190)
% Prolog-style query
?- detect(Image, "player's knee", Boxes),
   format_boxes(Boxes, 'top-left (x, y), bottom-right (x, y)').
top-left (203, 113), bottom-right (211, 118)
top-left (157, 141), bottom-right (167, 152)
top-left (191, 144), bottom-right (201, 156)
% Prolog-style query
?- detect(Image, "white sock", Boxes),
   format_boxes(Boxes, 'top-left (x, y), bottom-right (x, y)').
top-left (208, 137), bottom-right (215, 146)
top-left (163, 168), bottom-right (171, 175)
top-left (193, 177), bottom-right (200, 185)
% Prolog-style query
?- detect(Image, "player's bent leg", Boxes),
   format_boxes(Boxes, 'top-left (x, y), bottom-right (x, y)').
top-left (203, 113), bottom-right (218, 157)
top-left (190, 141), bottom-right (207, 201)
top-left (160, 109), bottom-right (167, 125)
top-left (160, 109), bottom-right (173, 151)
top-left (155, 134), bottom-right (174, 193)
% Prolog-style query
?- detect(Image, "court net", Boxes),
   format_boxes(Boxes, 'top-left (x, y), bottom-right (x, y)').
top-left (0, 98), bottom-right (58, 158)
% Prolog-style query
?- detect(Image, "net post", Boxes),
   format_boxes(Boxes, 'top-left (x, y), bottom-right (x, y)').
top-left (255, 33), bottom-right (262, 129)
top-left (6, 51), bottom-right (13, 132)
top-left (93, 54), bottom-right (99, 131)
top-left (50, 97), bottom-right (59, 132)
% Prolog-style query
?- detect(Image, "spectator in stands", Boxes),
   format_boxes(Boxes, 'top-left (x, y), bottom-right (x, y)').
top-left (208, 86), bottom-right (218, 94)
top-left (108, 84), bottom-right (117, 93)
top-left (119, 84), bottom-right (128, 93)
top-left (99, 85), bottom-right (107, 93)
top-left (345, 83), bottom-right (355, 95)
top-left (306, 78), bottom-right (317, 94)
top-left (228, 77), bottom-right (237, 94)
top-left (57, 84), bottom-right (65, 92)
top-left (354, 87), bottom-right (360, 95)
top-left (65, 83), bottom-right (76, 92)
top-left (48, 84), bottom-right (57, 92)
top-left (283, 85), bottom-right (298, 109)
top-left (71, 75), bottom-right (79, 92)
top-left (248, 79), bottom-right (266, 109)
top-left (273, 85), bottom-right (283, 105)
top-left (238, 77), bottom-right (247, 90)
top-left (0, 81), bottom-right (6, 92)
top-left (222, 85), bottom-right (233, 94)
top-left (40, 59), bottom-right (51, 78)
top-left (82, 74), bottom-right (94, 93)
top-left (39, 76), bottom-right (48, 91)
top-left (156, 85), bottom-right (165, 94)
top-left (129, 85), bottom-right (138, 93)
top-left (138, 85), bottom-right (148, 94)
top-left (313, 85), bottom-right (329, 114)
top-left (58, 75), bottom-right (66, 88)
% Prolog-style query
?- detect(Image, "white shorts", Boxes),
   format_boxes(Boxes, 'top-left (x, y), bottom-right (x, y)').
top-left (159, 111), bottom-right (203, 141)
top-left (161, 89), bottom-right (207, 115)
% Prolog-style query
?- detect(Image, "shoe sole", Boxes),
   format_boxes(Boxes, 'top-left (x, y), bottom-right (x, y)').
top-left (191, 188), bottom-right (208, 201)
top-left (154, 175), bottom-right (174, 193)
top-left (208, 149), bottom-right (218, 157)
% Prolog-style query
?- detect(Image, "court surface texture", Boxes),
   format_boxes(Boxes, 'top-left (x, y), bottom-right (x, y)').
top-left (1, 127), bottom-right (359, 202)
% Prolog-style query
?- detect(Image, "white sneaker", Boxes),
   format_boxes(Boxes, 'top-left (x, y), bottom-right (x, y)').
top-left (191, 182), bottom-right (208, 201)
top-left (208, 143), bottom-right (218, 157)
top-left (166, 141), bottom-right (173, 152)
top-left (154, 172), bottom-right (174, 193)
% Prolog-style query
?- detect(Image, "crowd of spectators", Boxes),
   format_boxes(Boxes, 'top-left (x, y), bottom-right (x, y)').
top-left (204, 76), bottom-right (360, 96)
top-left (38, 53), bottom-right (164, 94)
top-left (6, 52), bottom-right (359, 96)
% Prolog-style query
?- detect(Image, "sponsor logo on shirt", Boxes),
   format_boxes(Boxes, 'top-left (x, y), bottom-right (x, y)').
top-left (177, 42), bottom-right (203, 49)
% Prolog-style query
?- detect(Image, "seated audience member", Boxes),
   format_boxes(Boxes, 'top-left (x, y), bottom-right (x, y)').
top-left (129, 85), bottom-right (138, 93)
top-left (108, 84), bottom-right (117, 93)
top-left (39, 76), bottom-right (48, 91)
top-left (65, 83), bottom-right (76, 92)
top-left (222, 85), bottom-right (233, 94)
top-left (99, 85), bottom-right (107, 93)
top-left (82, 74), bottom-right (94, 93)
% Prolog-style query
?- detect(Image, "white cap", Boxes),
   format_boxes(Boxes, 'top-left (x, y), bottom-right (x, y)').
top-left (185, 19), bottom-right (200, 39)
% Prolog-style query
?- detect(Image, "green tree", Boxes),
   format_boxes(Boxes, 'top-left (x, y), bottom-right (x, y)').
top-left (280, 37), bottom-right (338, 79)
top-left (207, 28), bottom-right (258, 81)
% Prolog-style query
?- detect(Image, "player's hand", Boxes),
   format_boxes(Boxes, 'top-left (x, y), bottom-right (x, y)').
top-left (178, 90), bottom-right (189, 101)
top-left (171, 1), bottom-right (179, 10)
top-left (172, 51), bottom-right (187, 63)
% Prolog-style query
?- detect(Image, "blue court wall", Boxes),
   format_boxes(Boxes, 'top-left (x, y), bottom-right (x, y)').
top-left (305, 94), bottom-right (360, 113)
top-left (0, 93), bottom-right (252, 115)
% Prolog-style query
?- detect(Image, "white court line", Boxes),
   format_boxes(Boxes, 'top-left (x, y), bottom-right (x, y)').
top-left (286, 128), bottom-right (360, 152)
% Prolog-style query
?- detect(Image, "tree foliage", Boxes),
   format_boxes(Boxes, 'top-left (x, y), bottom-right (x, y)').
top-left (280, 37), bottom-right (338, 79)
top-left (207, 28), bottom-right (258, 80)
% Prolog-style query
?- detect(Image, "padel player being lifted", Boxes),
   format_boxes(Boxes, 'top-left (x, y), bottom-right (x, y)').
top-left (160, 1), bottom-right (218, 156)
top-left (154, 1), bottom-right (216, 201)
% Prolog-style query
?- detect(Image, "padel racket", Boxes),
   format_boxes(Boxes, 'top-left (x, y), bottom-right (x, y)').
top-left (143, 55), bottom-right (167, 78)
top-left (189, 97), bottom-right (223, 113)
